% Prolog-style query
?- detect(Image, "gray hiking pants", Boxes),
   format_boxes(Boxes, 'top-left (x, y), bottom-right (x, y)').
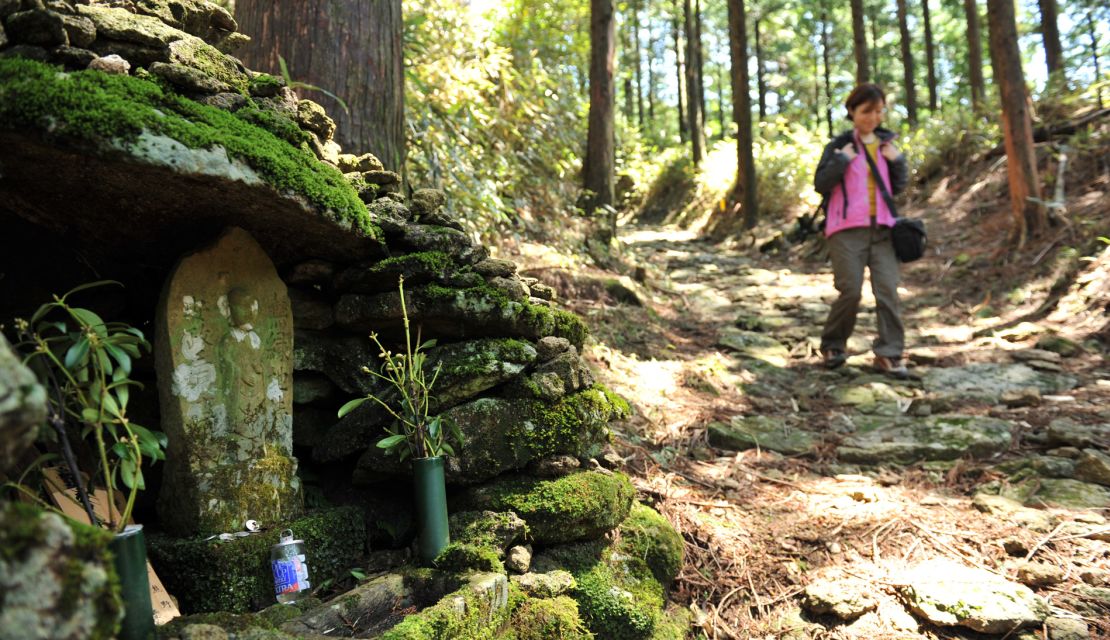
top-left (820, 225), bottom-right (905, 358)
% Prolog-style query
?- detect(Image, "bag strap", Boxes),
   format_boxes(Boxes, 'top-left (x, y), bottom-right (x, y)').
top-left (860, 140), bottom-right (899, 219)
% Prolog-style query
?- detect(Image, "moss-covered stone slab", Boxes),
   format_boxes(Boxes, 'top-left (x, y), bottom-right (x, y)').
top-left (837, 414), bottom-right (1013, 464)
top-left (353, 387), bottom-right (626, 485)
top-left (333, 251), bottom-right (456, 294)
top-left (896, 559), bottom-right (1048, 634)
top-left (0, 503), bottom-right (121, 640)
top-left (617, 503), bottom-right (684, 587)
top-left (0, 333), bottom-right (46, 475)
top-left (335, 283), bottom-right (588, 348)
top-left (448, 511), bottom-right (528, 554)
top-left (716, 328), bottom-right (790, 367)
top-left (455, 471), bottom-right (635, 545)
top-left (532, 537), bottom-right (664, 640)
top-left (279, 572), bottom-right (415, 638)
top-left (708, 415), bottom-right (819, 456)
top-left (0, 58), bottom-right (380, 266)
top-left (997, 477), bottom-right (1110, 510)
top-left (155, 227), bottom-right (302, 537)
top-left (1076, 449), bottom-right (1110, 486)
top-left (428, 338), bottom-right (538, 407)
top-left (147, 506), bottom-right (365, 614)
top-left (1046, 418), bottom-right (1109, 448)
top-left (830, 379), bottom-right (912, 415)
top-left (922, 363), bottom-right (1077, 403)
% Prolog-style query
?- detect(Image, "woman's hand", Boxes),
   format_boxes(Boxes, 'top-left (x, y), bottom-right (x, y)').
top-left (839, 143), bottom-right (857, 161)
top-left (881, 143), bottom-right (903, 161)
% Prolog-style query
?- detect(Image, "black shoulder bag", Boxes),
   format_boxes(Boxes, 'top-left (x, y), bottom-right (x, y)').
top-left (863, 147), bottom-right (926, 263)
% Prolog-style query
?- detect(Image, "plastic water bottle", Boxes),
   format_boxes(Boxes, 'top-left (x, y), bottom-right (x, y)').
top-left (270, 529), bottom-right (310, 604)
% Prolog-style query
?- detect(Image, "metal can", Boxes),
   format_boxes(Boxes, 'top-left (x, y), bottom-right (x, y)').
top-left (270, 529), bottom-right (310, 604)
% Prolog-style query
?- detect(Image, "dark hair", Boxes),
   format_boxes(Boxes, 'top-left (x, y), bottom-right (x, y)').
top-left (845, 83), bottom-right (885, 120)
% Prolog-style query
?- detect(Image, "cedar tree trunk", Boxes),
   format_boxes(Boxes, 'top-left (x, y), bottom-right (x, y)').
top-left (235, 0), bottom-right (405, 174)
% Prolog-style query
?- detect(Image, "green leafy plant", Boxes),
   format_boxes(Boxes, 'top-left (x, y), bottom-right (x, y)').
top-left (10, 281), bottom-right (167, 533)
top-left (337, 276), bottom-right (463, 460)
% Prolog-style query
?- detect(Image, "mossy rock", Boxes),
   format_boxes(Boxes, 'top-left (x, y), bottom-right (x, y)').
top-left (147, 506), bottom-right (365, 613)
top-left (617, 503), bottom-right (684, 587)
top-left (455, 470), bottom-right (635, 545)
top-left (533, 538), bottom-right (665, 640)
top-left (433, 542), bottom-right (504, 574)
top-left (354, 386), bottom-right (626, 485)
top-left (379, 572), bottom-right (512, 640)
top-left (0, 503), bottom-right (122, 640)
top-left (333, 251), bottom-right (458, 294)
top-left (335, 283), bottom-right (588, 348)
top-left (448, 511), bottom-right (528, 553)
top-left (500, 595), bottom-right (592, 640)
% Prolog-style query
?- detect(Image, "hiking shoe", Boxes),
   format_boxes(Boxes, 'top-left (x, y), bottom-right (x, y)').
top-left (873, 355), bottom-right (909, 379)
top-left (822, 349), bottom-right (848, 369)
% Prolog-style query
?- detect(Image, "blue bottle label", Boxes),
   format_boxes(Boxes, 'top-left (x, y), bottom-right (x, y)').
top-left (272, 557), bottom-right (305, 595)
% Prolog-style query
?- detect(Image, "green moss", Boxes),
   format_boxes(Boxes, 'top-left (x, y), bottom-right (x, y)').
top-left (235, 105), bottom-right (309, 146)
top-left (650, 607), bottom-right (692, 640)
top-left (508, 386), bottom-right (624, 460)
top-left (147, 506), bottom-right (365, 613)
top-left (552, 309), bottom-right (589, 348)
top-left (0, 58), bottom-right (377, 238)
top-left (379, 577), bottom-right (515, 640)
top-left (449, 511), bottom-right (528, 551)
top-left (249, 73), bottom-right (285, 92)
top-left (159, 611), bottom-right (276, 637)
top-left (418, 283), bottom-right (588, 346)
top-left (0, 503), bottom-right (121, 640)
top-left (538, 540), bottom-right (663, 640)
top-left (460, 471), bottom-right (635, 545)
top-left (434, 542), bottom-right (505, 573)
top-left (507, 596), bottom-right (592, 640)
top-left (616, 503), bottom-right (684, 586)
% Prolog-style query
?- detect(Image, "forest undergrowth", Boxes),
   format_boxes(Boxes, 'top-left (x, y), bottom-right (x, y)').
top-left (495, 97), bottom-right (1110, 638)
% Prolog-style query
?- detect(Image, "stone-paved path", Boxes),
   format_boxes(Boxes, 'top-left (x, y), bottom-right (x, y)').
top-left (585, 226), bottom-right (1110, 639)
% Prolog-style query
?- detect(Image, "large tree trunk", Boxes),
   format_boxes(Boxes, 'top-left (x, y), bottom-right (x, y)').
top-left (754, 15), bottom-right (767, 120)
top-left (584, 0), bottom-right (617, 218)
top-left (965, 0), bottom-right (986, 110)
top-left (987, 0), bottom-right (1044, 248)
top-left (1037, 0), bottom-right (1065, 84)
top-left (684, 0), bottom-right (706, 163)
top-left (673, 6), bottom-right (688, 142)
top-left (235, 0), bottom-right (405, 174)
top-left (896, 0), bottom-right (918, 125)
top-left (820, 3), bottom-right (833, 138)
top-left (850, 0), bottom-right (870, 84)
top-left (727, 0), bottom-right (757, 228)
top-left (922, 0), bottom-right (938, 111)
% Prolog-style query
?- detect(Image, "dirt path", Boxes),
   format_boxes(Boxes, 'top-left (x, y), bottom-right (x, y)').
top-left (557, 223), bottom-right (1110, 639)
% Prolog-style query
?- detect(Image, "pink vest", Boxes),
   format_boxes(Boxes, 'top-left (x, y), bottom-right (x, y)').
top-left (824, 131), bottom-right (897, 237)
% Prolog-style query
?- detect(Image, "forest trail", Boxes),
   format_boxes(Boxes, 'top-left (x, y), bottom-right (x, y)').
top-left (555, 216), bottom-right (1110, 638)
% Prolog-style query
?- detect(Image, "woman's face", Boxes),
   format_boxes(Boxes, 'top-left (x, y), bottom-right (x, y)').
top-left (849, 100), bottom-right (885, 136)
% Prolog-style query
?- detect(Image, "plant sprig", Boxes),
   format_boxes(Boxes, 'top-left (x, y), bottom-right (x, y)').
top-left (14, 281), bottom-right (167, 532)
top-left (337, 276), bottom-right (463, 461)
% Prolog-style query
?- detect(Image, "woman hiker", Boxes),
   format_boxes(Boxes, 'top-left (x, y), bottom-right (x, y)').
top-left (813, 83), bottom-right (910, 379)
